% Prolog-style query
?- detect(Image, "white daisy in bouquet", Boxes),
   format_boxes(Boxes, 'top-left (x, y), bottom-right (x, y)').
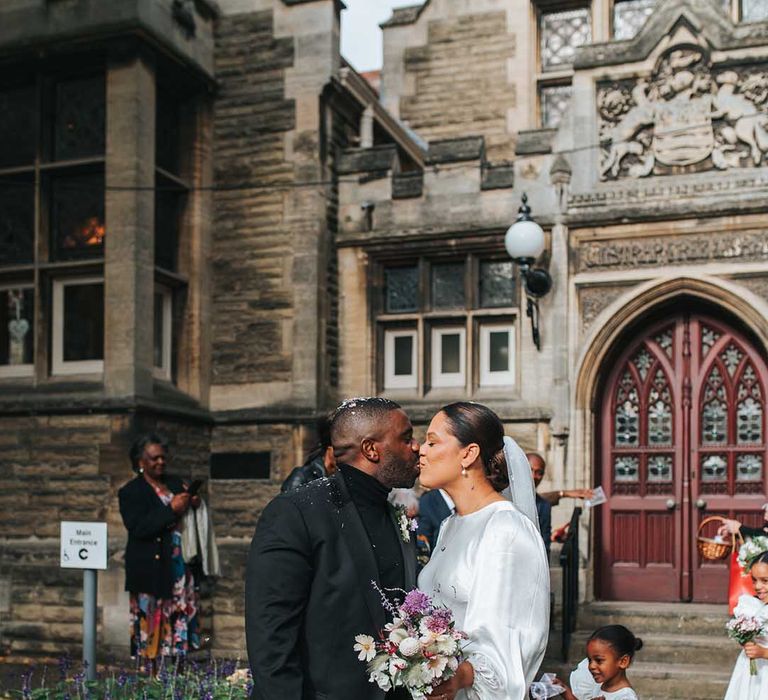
top-left (354, 586), bottom-right (467, 700)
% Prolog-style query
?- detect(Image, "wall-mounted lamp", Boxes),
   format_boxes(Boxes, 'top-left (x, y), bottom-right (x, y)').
top-left (504, 193), bottom-right (552, 351)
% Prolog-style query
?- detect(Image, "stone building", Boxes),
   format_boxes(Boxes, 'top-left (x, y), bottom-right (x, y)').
top-left (1, 0), bottom-right (768, 686)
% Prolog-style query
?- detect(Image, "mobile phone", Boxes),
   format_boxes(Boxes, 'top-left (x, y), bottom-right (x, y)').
top-left (187, 479), bottom-right (204, 497)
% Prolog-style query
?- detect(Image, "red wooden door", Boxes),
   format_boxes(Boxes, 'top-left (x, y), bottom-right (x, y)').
top-left (598, 313), bottom-right (768, 602)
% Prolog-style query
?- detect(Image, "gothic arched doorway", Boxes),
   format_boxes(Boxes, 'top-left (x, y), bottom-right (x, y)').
top-left (597, 309), bottom-right (768, 602)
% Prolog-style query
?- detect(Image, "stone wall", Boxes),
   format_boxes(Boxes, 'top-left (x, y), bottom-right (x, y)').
top-left (211, 10), bottom-right (296, 388)
top-left (398, 11), bottom-right (516, 161)
top-left (0, 411), bottom-right (211, 659)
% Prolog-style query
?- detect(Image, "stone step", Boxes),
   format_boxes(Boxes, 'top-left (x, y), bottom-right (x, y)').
top-left (566, 630), bottom-right (739, 671)
top-left (578, 601), bottom-right (730, 636)
top-left (630, 662), bottom-right (731, 700)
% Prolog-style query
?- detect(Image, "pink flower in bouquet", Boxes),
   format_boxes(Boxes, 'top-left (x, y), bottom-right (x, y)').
top-left (727, 614), bottom-right (766, 675)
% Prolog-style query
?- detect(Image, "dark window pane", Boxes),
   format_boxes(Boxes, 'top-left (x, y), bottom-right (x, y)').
top-left (154, 292), bottom-right (164, 368)
top-left (155, 181), bottom-right (183, 271)
top-left (479, 260), bottom-right (515, 308)
top-left (0, 288), bottom-right (34, 366)
top-left (211, 452), bottom-right (271, 479)
top-left (432, 262), bottom-right (465, 309)
top-left (156, 90), bottom-right (182, 175)
top-left (0, 176), bottom-right (34, 265)
top-left (385, 266), bottom-right (418, 312)
top-left (441, 333), bottom-right (461, 373)
top-left (53, 76), bottom-right (105, 161)
top-left (0, 85), bottom-right (36, 167)
top-left (489, 331), bottom-right (509, 372)
top-left (51, 173), bottom-right (105, 259)
top-left (393, 335), bottom-right (413, 376)
top-left (63, 282), bottom-right (103, 361)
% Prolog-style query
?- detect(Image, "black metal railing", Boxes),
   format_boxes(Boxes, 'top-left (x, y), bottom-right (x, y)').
top-left (560, 506), bottom-right (582, 661)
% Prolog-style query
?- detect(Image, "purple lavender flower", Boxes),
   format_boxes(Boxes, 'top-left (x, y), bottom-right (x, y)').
top-left (400, 589), bottom-right (431, 616)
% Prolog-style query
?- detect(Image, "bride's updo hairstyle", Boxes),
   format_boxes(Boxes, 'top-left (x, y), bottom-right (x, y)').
top-left (440, 402), bottom-right (509, 492)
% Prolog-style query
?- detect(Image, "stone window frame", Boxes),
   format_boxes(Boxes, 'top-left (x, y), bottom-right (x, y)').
top-left (0, 67), bottom-right (107, 382)
top-left (534, 2), bottom-right (592, 128)
top-left (478, 322), bottom-right (516, 387)
top-left (374, 253), bottom-right (520, 397)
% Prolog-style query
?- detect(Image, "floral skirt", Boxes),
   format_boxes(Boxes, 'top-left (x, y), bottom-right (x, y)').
top-left (130, 532), bottom-right (200, 659)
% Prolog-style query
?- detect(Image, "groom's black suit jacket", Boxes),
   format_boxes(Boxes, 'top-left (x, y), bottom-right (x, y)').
top-left (245, 468), bottom-right (417, 700)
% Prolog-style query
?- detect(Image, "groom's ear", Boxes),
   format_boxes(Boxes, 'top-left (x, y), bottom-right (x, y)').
top-left (461, 443), bottom-right (480, 468)
top-left (361, 436), bottom-right (380, 463)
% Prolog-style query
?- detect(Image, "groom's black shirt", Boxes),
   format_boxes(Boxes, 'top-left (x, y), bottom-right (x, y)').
top-left (340, 464), bottom-right (405, 592)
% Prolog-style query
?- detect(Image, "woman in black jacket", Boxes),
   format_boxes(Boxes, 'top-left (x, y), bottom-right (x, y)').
top-left (118, 433), bottom-right (200, 661)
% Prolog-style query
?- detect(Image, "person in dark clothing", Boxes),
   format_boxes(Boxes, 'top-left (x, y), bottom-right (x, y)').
top-left (719, 509), bottom-right (768, 539)
top-left (417, 488), bottom-right (454, 552)
top-left (245, 397), bottom-right (420, 700)
top-left (118, 433), bottom-right (201, 661)
top-left (280, 417), bottom-right (337, 492)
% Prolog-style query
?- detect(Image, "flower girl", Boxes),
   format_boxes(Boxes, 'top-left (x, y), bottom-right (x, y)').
top-left (553, 625), bottom-right (641, 700)
top-left (725, 536), bottom-right (768, 700)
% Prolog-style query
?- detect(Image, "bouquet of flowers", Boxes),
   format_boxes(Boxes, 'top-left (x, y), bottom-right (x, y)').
top-left (354, 587), bottom-right (466, 700)
top-left (726, 614), bottom-right (765, 675)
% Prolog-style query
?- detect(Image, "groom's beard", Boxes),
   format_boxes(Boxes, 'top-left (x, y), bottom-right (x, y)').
top-left (377, 453), bottom-right (419, 489)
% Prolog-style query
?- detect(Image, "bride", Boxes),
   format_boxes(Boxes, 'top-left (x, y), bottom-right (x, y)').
top-left (417, 402), bottom-right (550, 700)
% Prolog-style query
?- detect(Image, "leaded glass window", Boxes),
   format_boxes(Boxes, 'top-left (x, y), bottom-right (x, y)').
top-left (702, 326), bottom-right (720, 356)
top-left (540, 8), bottom-right (592, 70)
top-left (737, 454), bottom-right (762, 482)
top-left (155, 181), bottom-right (184, 271)
top-left (702, 366), bottom-right (727, 444)
top-left (156, 90), bottom-right (182, 175)
top-left (654, 329), bottom-right (673, 357)
top-left (615, 371), bottom-right (639, 446)
top-left (614, 455), bottom-right (639, 482)
top-left (632, 347), bottom-right (653, 381)
top-left (385, 266), bottom-right (419, 313)
top-left (648, 455), bottom-right (672, 482)
top-left (613, 0), bottom-right (656, 40)
top-left (742, 0), bottom-right (768, 22)
top-left (0, 288), bottom-right (34, 368)
top-left (51, 174), bottom-right (105, 259)
top-left (0, 85), bottom-right (35, 168)
top-left (648, 369), bottom-right (672, 445)
top-left (479, 260), bottom-right (515, 308)
top-left (431, 262), bottom-right (465, 310)
top-left (721, 344), bottom-right (744, 377)
top-left (0, 176), bottom-right (34, 265)
top-left (540, 84), bottom-right (572, 129)
top-left (737, 363), bottom-right (763, 444)
top-left (61, 281), bottom-right (104, 363)
top-left (701, 454), bottom-right (727, 481)
top-left (53, 76), bottom-right (106, 161)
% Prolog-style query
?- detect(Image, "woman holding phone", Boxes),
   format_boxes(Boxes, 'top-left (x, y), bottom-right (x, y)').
top-left (118, 433), bottom-right (202, 663)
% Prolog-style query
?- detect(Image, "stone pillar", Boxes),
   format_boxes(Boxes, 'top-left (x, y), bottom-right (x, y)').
top-left (360, 105), bottom-right (374, 148)
top-left (104, 54), bottom-right (156, 398)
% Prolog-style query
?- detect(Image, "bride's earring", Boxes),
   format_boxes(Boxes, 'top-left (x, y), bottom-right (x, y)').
top-left (461, 466), bottom-right (468, 478)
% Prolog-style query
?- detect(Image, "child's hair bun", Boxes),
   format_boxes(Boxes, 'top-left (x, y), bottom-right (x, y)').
top-left (589, 624), bottom-right (643, 659)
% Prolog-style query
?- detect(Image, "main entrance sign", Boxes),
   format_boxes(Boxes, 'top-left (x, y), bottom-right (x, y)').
top-left (597, 313), bottom-right (768, 602)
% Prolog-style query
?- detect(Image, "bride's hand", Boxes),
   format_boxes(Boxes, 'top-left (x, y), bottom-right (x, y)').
top-left (430, 661), bottom-right (474, 700)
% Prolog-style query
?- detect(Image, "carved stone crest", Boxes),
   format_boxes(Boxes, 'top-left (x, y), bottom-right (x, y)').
top-left (598, 44), bottom-right (768, 180)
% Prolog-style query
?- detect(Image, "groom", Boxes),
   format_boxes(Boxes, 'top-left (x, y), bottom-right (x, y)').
top-left (245, 397), bottom-right (420, 700)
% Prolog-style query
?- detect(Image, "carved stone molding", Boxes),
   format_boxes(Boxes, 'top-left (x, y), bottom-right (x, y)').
top-left (737, 276), bottom-right (768, 304)
top-left (576, 230), bottom-right (768, 272)
top-left (598, 44), bottom-right (768, 181)
top-left (579, 284), bottom-right (635, 334)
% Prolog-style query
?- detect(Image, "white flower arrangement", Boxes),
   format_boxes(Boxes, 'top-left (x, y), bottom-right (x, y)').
top-left (738, 535), bottom-right (768, 575)
top-left (354, 586), bottom-right (466, 700)
top-left (394, 504), bottom-right (419, 543)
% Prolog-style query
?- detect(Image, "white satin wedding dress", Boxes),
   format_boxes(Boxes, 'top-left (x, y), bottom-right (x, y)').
top-left (417, 499), bottom-right (550, 700)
